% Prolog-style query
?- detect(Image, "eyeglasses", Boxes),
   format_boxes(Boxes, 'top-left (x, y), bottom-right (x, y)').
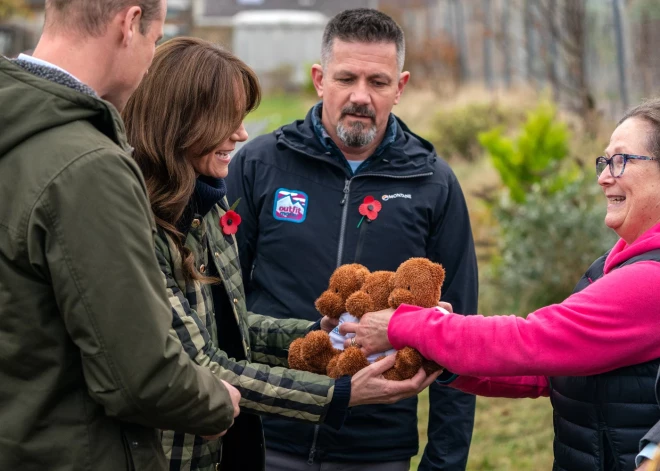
top-left (596, 154), bottom-right (659, 178)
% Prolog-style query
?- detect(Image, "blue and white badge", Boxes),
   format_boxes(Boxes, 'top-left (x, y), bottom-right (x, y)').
top-left (273, 188), bottom-right (309, 223)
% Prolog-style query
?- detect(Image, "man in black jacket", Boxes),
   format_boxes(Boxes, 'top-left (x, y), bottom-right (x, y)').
top-left (226, 8), bottom-right (478, 470)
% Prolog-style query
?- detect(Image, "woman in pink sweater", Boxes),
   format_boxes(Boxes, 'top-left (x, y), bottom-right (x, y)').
top-left (342, 100), bottom-right (660, 471)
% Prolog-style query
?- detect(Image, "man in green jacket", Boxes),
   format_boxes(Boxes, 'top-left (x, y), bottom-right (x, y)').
top-left (0, 1), bottom-right (242, 470)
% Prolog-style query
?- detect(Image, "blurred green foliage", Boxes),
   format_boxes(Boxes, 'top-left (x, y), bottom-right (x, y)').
top-left (483, 176), bottom-right (617, 314)
top-left (245, 94), bottom-right (311, 133)
top-left (479, 103), bottom-right (617, 315)
top-left (301, 62), bottom-right (318, 97)
top-left (478, 102), bottom-right (572, 203)
top-left (428, 102), bottom-right (526, 162)
top-left (0, 0), bottom-right (27, 21)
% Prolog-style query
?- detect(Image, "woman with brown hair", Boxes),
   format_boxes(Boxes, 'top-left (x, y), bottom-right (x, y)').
top-left (121, 37), bottom-right (436, 471)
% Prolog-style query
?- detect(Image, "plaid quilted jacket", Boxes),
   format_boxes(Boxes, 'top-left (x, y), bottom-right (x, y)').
top-left (154, 198), bottom-right (337, 471)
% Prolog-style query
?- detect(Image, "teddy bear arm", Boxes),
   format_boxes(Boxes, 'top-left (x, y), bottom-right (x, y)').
top-left (422, 358), bottom-right (443, 376)
top-left (287, 337), bottom-right (310, 371)
top-left (300, 331), bottom-right (341, 374)
top-left (391, 347), bottom-right (424, 381)
top-left (331, 347), bottom-right (370, 378)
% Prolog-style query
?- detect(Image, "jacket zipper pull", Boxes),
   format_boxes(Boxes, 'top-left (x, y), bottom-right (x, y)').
top-left (339, 179), bottom-right (351, 206)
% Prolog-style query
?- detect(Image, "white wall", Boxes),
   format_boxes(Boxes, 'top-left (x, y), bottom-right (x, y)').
top-left (233, 11), bottom-right (327, 86)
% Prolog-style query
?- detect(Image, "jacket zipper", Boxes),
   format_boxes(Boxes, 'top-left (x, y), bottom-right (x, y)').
top-left (308, 425), bottom-right (319, 464)
top-left (278, 139), bottom-right (434, 463)
top-left (335, 172), bottom-right (433, 267)
top-left (336, 178), bottom-right (352, 267)
top-left (307, 171), bottom-right (432, 464)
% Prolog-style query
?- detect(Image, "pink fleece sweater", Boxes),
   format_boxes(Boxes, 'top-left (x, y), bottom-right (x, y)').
top-left (388, 222), bottom-right (660, 399)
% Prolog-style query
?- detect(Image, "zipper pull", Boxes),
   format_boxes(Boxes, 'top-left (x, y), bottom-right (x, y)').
top-left (307, 448), bottom-right (316, 465)
top-left (339, 179), bottom-right (351, 206)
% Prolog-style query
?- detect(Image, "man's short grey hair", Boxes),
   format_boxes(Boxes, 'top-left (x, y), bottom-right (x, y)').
top-left (320, 9), bottom-right (405, 73)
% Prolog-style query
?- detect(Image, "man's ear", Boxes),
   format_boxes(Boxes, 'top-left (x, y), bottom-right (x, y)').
top-left (311, 64), bottom-right (324, 99)
top-left (394, 71), bottom-right (410, 105)
top-left (119, 6), bottom-right (143, 46)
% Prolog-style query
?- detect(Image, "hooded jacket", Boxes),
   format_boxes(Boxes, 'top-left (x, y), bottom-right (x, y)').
top-left (0, 57), bottom-right (235, 471)
top-left (388, 221), bottom-right (660, 471)
top-left (226, 105), bottom-right (479, 467)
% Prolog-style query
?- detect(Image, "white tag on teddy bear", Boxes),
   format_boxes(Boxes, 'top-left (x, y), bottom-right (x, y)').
top-left (329, 312), bottom-right (396, 363)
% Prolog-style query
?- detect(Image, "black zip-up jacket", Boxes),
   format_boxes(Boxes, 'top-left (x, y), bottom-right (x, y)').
top-left (226, 108), bottom-right (478, 468)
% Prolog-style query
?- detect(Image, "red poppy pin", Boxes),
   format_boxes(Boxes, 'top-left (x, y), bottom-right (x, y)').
top-left (357, 196), bottom-right (382, 228)
top-left (220, 198), bottom-right (242, 235)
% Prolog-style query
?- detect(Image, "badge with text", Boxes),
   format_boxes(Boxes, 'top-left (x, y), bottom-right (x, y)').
top-left (273, 188), bottom-right (308, 223)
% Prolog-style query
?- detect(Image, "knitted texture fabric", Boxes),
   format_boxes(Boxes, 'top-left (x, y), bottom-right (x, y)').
top-left (12, 59), bottom-right (97, 97)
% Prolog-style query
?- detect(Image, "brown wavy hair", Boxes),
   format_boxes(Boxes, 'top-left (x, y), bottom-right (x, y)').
top-left (122, 37), bottom-right (261, 281)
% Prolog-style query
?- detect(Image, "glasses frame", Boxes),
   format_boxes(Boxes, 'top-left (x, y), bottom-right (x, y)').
top-left (596, 153), bottom-right (659, 178)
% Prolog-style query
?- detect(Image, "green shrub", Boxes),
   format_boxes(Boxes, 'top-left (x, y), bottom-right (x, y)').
top-left (481, 175), bottom-right (617, 315)
top-left (477, 102), bottom-right (617, 315)
top-left (428, 102), bottom-right (526, 162)
top-left (478, 102), bottom-right (572, 203)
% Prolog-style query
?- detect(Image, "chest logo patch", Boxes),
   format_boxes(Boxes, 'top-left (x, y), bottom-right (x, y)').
top-left (273, 188), bottom-right (308, 223)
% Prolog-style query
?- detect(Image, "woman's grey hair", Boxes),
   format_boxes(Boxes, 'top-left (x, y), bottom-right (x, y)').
top-left (618, 98), bottom-right (660, 160)
top-left (320, 8), bottom-right (405, 73)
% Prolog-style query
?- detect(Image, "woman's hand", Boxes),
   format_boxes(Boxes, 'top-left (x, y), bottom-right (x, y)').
top-left (339, 308), bottom-right (395, 355)
top-left (348, 354), bottom-right (442, 406)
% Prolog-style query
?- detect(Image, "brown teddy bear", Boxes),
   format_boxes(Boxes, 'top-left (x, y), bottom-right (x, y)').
top-left (325, 270), bottom-right (396, 378)
top-left (287, 264), bottom-right (369, 375)
top-left (380, 257), bottom-right (445, 380)
top-left (287, 258), bottom-right (445, 380)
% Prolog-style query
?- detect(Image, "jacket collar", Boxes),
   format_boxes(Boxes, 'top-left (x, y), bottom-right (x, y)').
top-left (310, 102), bottom-right (398, 168)
top-left (177, 176), bottom-right (227, 234)
top-left (0, 57), bottom-right (132, 157)
top-left (276, 106), bottom-right (437, 177)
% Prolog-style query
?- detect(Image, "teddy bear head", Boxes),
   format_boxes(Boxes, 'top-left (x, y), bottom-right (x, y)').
top-left (388, 258), bottom-right (445, 309)
top-left (345, 270), bottom-right (395, 319)
top-left (315, 263), bottom-right (370, 318)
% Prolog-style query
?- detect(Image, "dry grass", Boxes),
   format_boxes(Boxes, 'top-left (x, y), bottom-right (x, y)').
top-left (412, 389), bottom-right (555, 470)
top-left (395, 85), bottom-right (541, 136)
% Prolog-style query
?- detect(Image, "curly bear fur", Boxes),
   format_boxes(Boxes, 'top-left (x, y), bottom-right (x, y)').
top-left (382, 258), bottom-right (445, 380)
top-left (314, 263), bottom-right (370, 319)
top-left (324, 270), bottom-right (396, 378)
top-left (287, 258), bottom-right (445, 381)
top-left (287, 264), bottom-right (368, 376)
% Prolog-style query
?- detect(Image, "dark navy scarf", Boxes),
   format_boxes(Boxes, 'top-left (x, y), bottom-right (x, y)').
top-left (177, 176), bottom-right (227, 234)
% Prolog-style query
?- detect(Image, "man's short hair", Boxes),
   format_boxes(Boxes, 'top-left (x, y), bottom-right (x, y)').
top-left (320, 8), bottom-right (405, 72)
top-left (45, 0), bottom-right (162, 37)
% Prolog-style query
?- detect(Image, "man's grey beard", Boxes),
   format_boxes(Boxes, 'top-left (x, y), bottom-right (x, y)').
top-left (336, 120), bottom-right (377, 148)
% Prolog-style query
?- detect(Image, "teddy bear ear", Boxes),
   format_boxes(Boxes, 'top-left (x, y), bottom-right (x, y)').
top-left (388, 272), bottom-right (396, 290)
top-left (355, 264), bottom-right (370, 287)
top-left (431, 263), bottom-right (446, 286)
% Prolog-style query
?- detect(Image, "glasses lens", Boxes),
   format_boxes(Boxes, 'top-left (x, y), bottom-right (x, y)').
top-left (612, 154), bottom-right (625, 176)
top-left (596, 158), bottom-right (608, 177)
